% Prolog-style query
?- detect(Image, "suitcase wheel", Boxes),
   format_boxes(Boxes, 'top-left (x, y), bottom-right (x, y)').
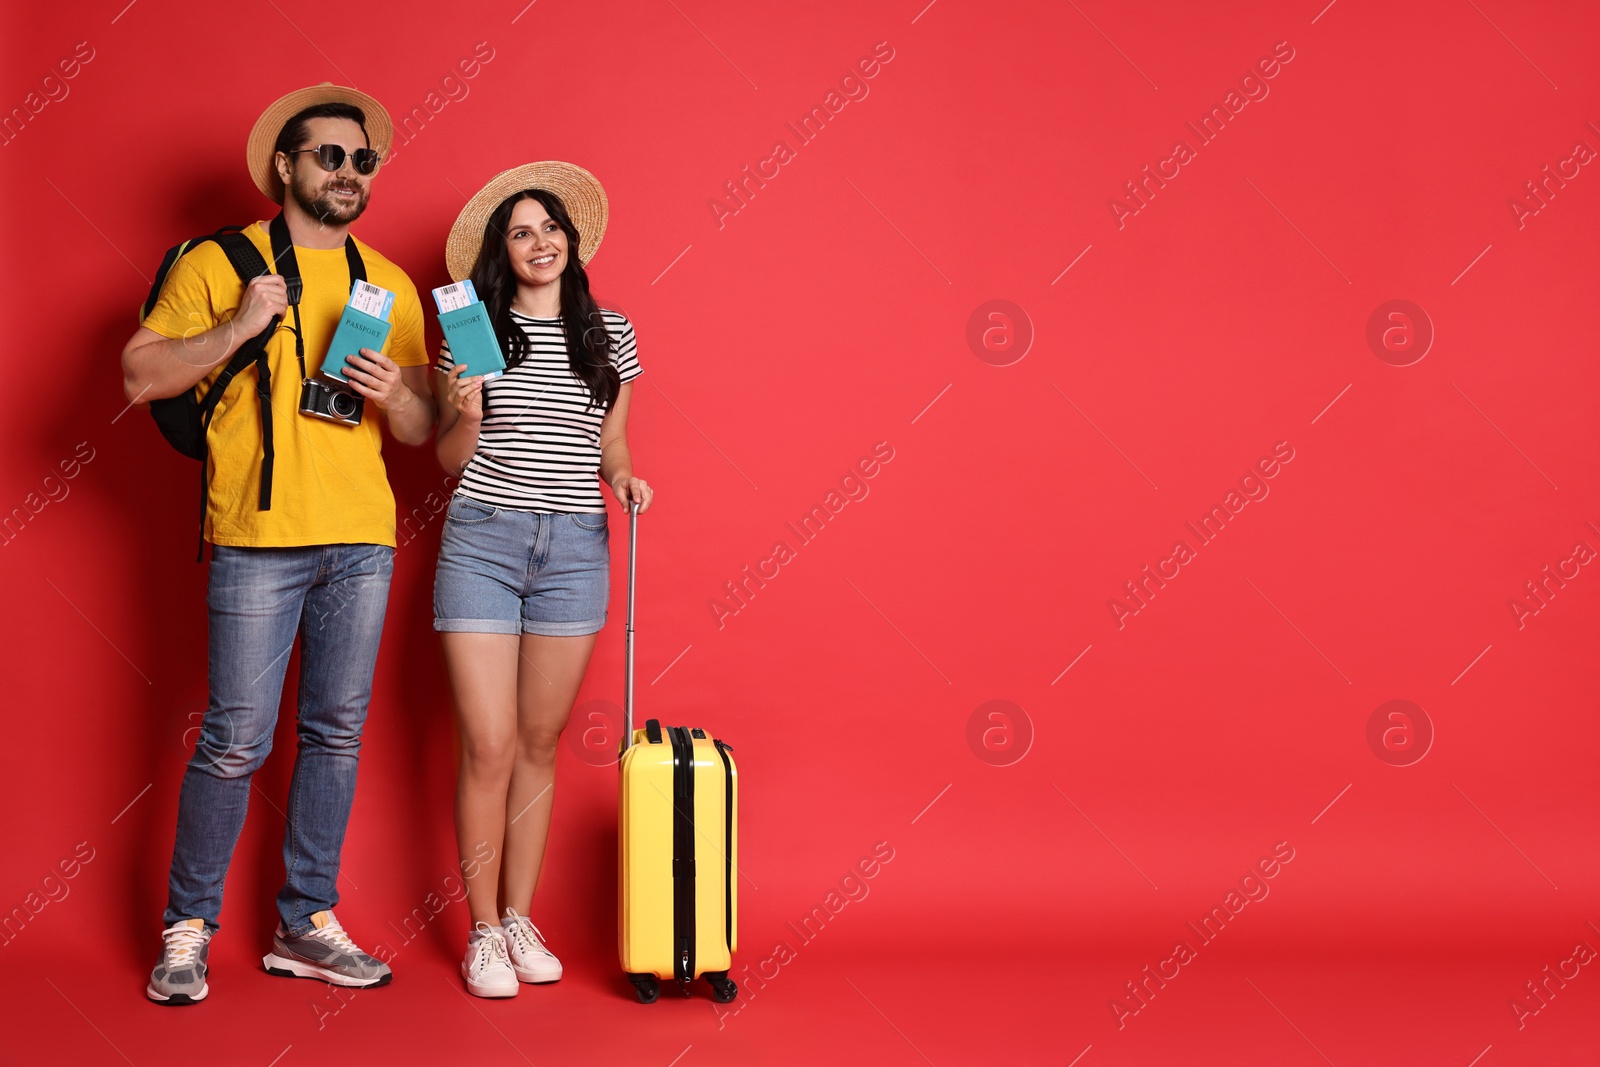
top-left (705, 971), bottom-right (738, 1003)
top-left (627, 973), bottom-right (660, 1004)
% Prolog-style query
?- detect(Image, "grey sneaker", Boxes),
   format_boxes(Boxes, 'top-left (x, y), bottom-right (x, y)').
top-left (147, 918), bottom-right (211, 1005)
top-left (262, 910), bottom-right (391, 988)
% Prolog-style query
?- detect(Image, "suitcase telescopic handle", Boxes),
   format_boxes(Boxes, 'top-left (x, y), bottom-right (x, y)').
top-left (621, 498), bottom-right (640, 753)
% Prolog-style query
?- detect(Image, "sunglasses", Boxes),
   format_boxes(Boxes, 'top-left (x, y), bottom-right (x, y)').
top-left (283, 144), bottom-right (381, 176)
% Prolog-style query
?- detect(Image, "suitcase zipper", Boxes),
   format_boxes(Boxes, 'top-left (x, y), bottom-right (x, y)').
top-left (713, 738), bottom-right (735, 953)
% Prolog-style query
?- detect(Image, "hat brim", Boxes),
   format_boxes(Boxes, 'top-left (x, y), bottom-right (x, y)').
top-left (445, 162), bottom-right (609, 282)
top-left (247, 83), bottom-right (394, 204)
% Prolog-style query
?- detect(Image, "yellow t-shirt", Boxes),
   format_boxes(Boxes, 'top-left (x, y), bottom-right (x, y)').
top-left (143, 222), bottom-right (428, 547)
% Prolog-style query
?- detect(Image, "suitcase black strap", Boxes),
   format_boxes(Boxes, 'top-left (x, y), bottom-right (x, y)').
top-left (669, 725), bottom-right (696, 987)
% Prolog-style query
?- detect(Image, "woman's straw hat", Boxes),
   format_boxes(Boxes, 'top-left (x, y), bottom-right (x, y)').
top-left (445, 161), bottom-right (609, 281)
top-left (246, 82), bottom-right (394, 204)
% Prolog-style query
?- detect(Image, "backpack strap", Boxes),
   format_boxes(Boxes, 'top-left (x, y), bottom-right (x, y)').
top-left (139, 226), bottom-right (246, 324)
top-left (185, 230), bottom-right (277, 559)
top-left (211, 231), bottom-right (277, 511)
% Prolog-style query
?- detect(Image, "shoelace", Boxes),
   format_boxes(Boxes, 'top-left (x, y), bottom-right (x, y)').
top-left (472, 924), bottom-right (509, 972)
top-left (504, 915), bottom-right (553, 958)
top-left (162, 925), bottom-right (206, 968)
top-left (309, 917), bottom-right (362, 955)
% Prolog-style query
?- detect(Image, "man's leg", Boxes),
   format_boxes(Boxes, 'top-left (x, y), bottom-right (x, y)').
top-left (277, 543), bottom-right (394, 933)
top-left (164, 546), bottom-right (316, 931)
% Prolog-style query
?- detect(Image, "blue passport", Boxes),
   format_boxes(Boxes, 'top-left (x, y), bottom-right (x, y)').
top-left (438, 302), bottom-right (506, 380)
top-left (320, 305), bottom-right (392, 384)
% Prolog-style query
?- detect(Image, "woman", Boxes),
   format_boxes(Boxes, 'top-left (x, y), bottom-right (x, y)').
top-left (432, 162), bottom-right (650, 998)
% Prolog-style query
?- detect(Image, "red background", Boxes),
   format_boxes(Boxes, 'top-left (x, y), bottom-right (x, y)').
top-left (2, 0), bottom-right (1598, 1063)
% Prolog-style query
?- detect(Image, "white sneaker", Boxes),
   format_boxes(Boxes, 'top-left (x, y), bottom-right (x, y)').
top-left (461, 922), bottom-right (518, 998)
top-left (502, 908), bottom-right (563, 983)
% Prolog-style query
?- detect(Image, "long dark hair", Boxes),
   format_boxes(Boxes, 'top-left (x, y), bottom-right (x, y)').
top-left (469, 189), bottom-right (620, 412)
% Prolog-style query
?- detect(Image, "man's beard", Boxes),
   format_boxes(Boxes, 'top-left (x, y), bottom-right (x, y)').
top-left (289, 173), bottom-right (370, 225)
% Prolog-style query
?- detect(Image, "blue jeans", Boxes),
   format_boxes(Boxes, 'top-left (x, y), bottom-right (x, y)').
top-left (164, 543), bottom-right (394, 936)
top-left (433, 495), bottom-right (610, 636)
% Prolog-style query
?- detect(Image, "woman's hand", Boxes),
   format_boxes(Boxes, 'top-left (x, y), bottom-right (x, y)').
top-left (611, 476), bottom-right (653, 513)
top-left (443, 363), bottom-right (484, 422)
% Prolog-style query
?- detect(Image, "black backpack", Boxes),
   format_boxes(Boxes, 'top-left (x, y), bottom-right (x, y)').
top-left (139, 226), bottom-right (279, 558)
top-left (140, 215), bottom-right (368, 558)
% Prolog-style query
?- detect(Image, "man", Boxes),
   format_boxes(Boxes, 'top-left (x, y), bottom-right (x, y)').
top-left (122, 84), bottom-right (435, 1005)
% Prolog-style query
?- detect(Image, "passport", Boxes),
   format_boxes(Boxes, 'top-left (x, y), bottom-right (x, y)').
top-left (320, 280), bottom-right (395, 384)
top-left (438, 301), bottom-right (506, 380)
top-left (319, 306), bottom-right (392, 383)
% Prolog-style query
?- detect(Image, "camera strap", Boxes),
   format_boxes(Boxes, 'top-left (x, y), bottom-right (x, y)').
top-left (262, 213), bottom-right (368, 513)
top-left (266, 212), bottom-right (368, 380)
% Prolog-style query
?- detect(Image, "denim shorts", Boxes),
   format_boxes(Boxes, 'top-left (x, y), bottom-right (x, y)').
top-left (433, 495), bottom-right (610, 637)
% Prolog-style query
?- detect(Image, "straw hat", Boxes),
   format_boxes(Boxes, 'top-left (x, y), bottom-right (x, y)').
top-left (246, 82), bottom-right (394, 204)
top-left (445, 162), bottom-right (609, 281)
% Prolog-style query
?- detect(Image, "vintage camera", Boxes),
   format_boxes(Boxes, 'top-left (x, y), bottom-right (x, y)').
top-left (299, 376), bottom-right (364, 427)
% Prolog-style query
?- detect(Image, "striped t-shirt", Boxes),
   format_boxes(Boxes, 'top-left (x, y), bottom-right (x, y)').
top-left (439, 308), bottom-right (642, 512)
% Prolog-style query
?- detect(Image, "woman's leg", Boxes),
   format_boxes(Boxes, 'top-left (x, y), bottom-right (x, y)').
top-left (499, 632), bottom-right (598, 914)
top-left (441, 632), bottom-right (522, 927)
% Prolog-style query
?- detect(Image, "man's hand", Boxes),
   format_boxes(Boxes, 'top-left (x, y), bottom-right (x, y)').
top-left (343, 348), bottom-right (409, 410)
top-left (122, 274), bottom-right (288, 403)
top-left (232, 275), bottom-right (288, 339)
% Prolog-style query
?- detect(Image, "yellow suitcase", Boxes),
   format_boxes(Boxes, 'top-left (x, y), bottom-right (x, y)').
top-left (618, 504), bottom-right (738, 1004)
